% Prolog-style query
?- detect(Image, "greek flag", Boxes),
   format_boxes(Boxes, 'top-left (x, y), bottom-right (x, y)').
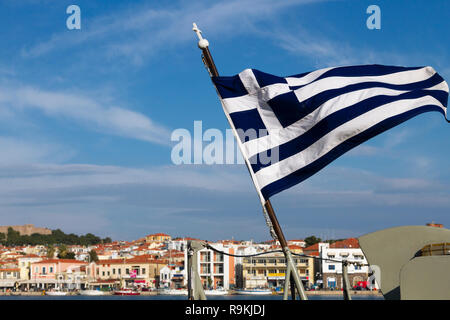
top-left (212, 65), bottom-right (449, 200)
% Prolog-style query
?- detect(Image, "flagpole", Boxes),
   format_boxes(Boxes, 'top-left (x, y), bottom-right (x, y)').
top-left (192, 23), bottom-right (307, 300)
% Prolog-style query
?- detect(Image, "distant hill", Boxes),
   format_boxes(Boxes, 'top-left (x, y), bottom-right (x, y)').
top-left (0, 227), bottom-right (111, 246)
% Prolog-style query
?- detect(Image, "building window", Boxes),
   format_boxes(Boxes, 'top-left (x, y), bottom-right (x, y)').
top-left (126, 269), bottom-right (129, 274)
top-left (216, 266), bottom-right (224, 274)
top-left (102, 271), bottom-right (105, 276)
top-left (118, 269), bottom-right (121, 275)
top-left (50, 267), bottom-right (53, 273)
top-left (113, 269), bottom-right (115, 275)
top-left (215, 253), bottom-right (224, 262)
top-left (142, 268), bottom-right (146, 274)
top-left (201, 264), bottom-right (211, 274)
top-left (42, 267), bottom-right (46, 274)
top-left (328, 265), bottom-right (335, 270)
top-left (201, 252), bottom-right (211, 262)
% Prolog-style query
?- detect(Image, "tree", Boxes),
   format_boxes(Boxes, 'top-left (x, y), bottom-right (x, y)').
top-left (6, 227), bottom-right (21, 246)
top-left (65, 252), bottom-right (76, 259)
top-left (304, 236), bottom-right (322, 247)
top-left (57, 244), bottom-right (68, 259)
top-left (88, 249), bottom-right (99, 262)
top-left (47, 245), bottom-right (56, 258)
top-left (0, 227), bottom-right (110, 246)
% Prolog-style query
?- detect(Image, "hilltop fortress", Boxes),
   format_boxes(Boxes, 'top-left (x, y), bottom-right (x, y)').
top-left (0, 224), bottom-right (51, 236)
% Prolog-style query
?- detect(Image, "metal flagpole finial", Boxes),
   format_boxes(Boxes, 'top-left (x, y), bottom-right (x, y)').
top-left (192, 23), bottom-right (209, 49)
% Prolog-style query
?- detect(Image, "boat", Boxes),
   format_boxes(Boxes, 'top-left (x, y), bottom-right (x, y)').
top-left (232, 288), bottom-right (272, 295)
top-left (359, 225), bottom-right (450, 300)
top-left (79, 289), bottom-right (105, 296)
top-left (159, 288), bottom-right (188, 295)
top-left (114, 288), bottom-right (140, 296)
top-left (204, 287), bottom-right (229, 295)
top-left (45, 290), bottom-right (68, 296)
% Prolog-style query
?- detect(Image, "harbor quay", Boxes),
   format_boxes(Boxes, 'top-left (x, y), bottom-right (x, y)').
top-left (0, 229), bottom-right (383, 296)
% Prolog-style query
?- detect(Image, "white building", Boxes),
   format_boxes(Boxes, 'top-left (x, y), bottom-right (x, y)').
top-left (320, 239), bottom-right (378, 290)
top-left (183, 243), bottom-right (236, 290)
top-left (159, 265), bottom-right (186, 289)
top-left (168, 239), bottom-right (187, 252)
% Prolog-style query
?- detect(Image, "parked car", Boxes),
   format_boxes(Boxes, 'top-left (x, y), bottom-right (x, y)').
top-left (352, 285), bottom-right (367, 291)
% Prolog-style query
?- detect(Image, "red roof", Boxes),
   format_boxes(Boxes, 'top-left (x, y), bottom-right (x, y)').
top-left (33, 259), bottom-right (88, 264)
top-left (330, 238), bottom-right (360, 249)
top-left (0, 268), bottom-right (20, 272)
top-left (147, 233), bottom-right (171, 237)
top-left (18, 254), bottom-right (40, 258)
top-left (304, 243), bottom-right (319, 252)
top-left (96, 257), bottom-right (169, 265)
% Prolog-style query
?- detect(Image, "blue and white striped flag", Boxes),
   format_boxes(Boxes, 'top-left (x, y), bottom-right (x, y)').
top-left (212, 65), bottom-right (449, 201)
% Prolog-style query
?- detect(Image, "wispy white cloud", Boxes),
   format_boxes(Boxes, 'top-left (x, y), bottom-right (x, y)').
top-left (0, 137), bottom-right (74, 165)
top-left (0, 161), bottom-right (447, 239)
top-left (18, 0), bottom-right (450, 74)
top-left (21, 0), bottom-right (329, 64)
top-left (0, 163), bottom-right (250, 195)
top-left (0, 84), bottom-right (171, 145)
top-left (281, 165), bottom-right (450, 208)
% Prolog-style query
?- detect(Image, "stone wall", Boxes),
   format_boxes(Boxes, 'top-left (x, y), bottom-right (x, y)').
top-left (0, 224), bottom-right (52, 236)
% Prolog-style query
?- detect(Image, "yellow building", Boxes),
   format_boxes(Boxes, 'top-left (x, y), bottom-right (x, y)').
top-left (92, 256), bottom-right (168, 288)
top-left (17, 255), bottom-right (43, 280)
top-left (242, 250), bottom-right (314, 289)
top-left (145, 233), bottom-right (171, 243)
top-left (0, 268), bottom-right (20, 289)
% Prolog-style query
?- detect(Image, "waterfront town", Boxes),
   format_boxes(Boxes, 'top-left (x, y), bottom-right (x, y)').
top-left (2, 223), bottom-right (441, 296)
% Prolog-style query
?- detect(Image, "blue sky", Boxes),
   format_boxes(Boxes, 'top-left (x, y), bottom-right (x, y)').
top-left (0, 0), bottom-right (449, 241)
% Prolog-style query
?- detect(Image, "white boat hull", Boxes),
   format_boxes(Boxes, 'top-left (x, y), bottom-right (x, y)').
top-left (160, 289), bottom-right (188, 295)
top-left (46, 291), bottom-right (68, 296)
top-left (205, 290), bottom-right (229, 296)
top-left (233, 289), bottom-right (272, 295)
top-left (79, 290), bottom-right (105, 296)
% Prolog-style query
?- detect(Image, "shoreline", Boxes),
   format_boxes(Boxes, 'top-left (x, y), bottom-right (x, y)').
top-left (0, 290), bottom-right (383, 297)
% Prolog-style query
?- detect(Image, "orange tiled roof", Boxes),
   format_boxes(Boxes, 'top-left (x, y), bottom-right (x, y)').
top-left (96, 257), bottom-right (169, 265)
top-left (330, 238), bottom-right (360, 249)
top-left (303, 243), bottom-right (319, 252)
top-left (0, 268), bottom-right (20, 272)
top-left (33, 259), bottom-right (88, 264)
top-left (147, 233), bottom-right (171, 237)
top-left (18, 254), bottom-right (41, 258)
